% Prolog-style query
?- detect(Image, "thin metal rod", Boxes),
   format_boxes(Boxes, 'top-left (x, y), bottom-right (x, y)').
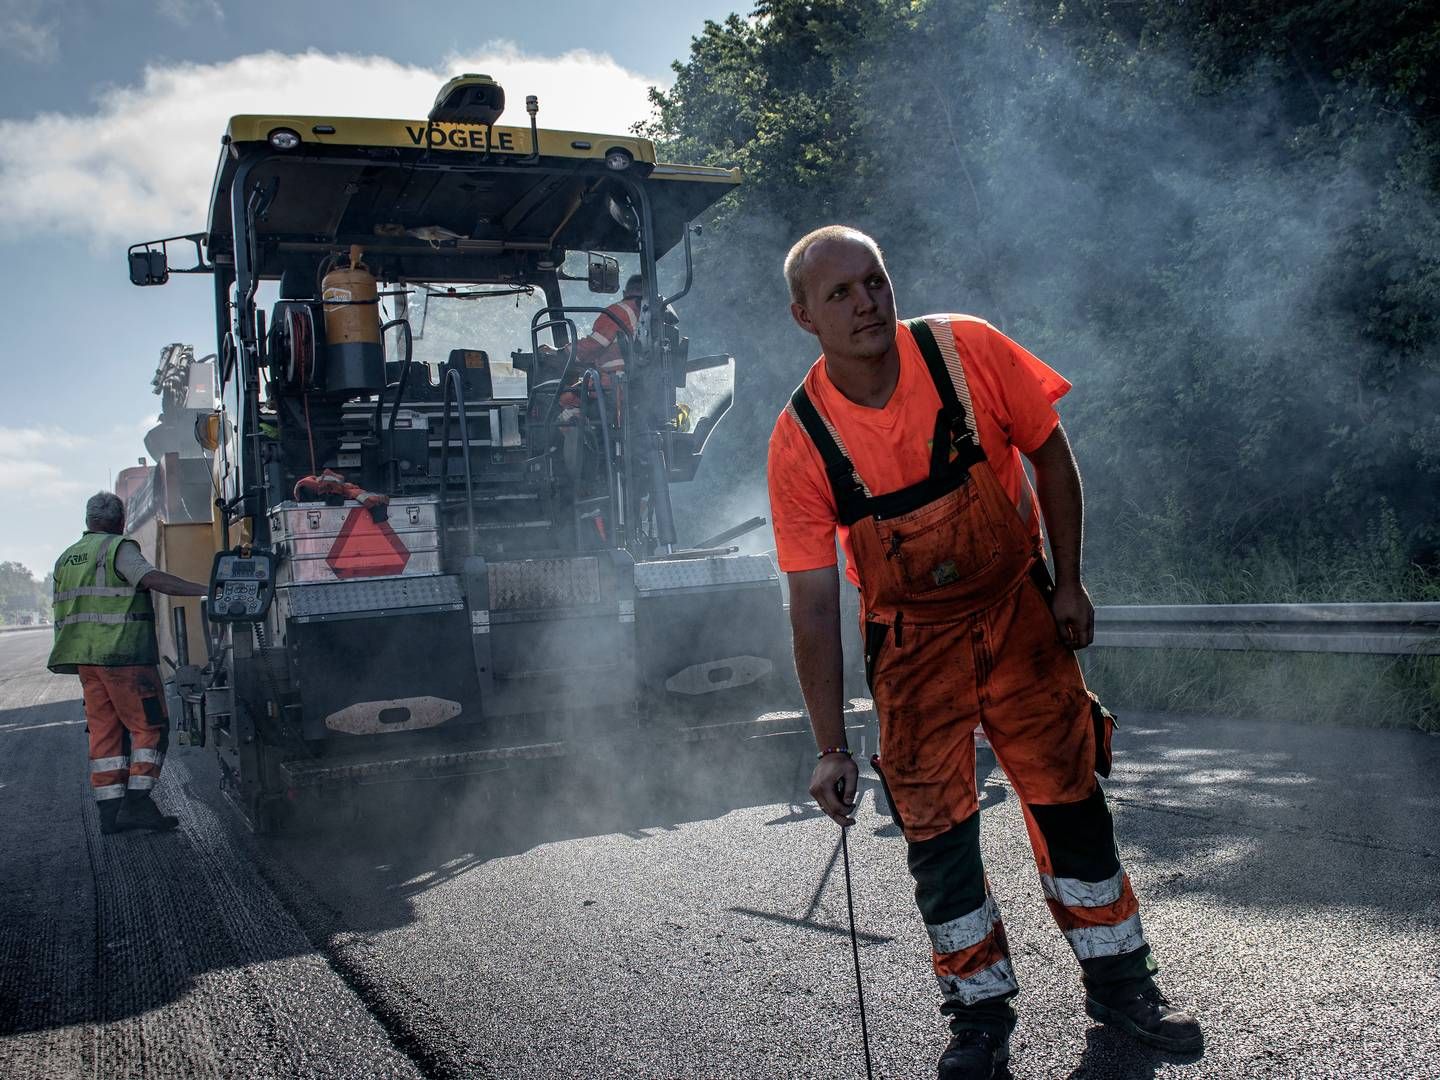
top-left (439, 368), bottom-right (477, 555)
top-left (841, 826), bottom-right (875, 1080)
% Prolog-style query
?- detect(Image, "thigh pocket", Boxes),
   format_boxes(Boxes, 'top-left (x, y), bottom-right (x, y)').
top-left (1089, 692), bottom-right (1117, 778)
top-left (141, 694), bottom-right (167, 728)
top-left (869, 755), bottom-right (907, 833)
top-left (862, 620), bottom-right (889, 693)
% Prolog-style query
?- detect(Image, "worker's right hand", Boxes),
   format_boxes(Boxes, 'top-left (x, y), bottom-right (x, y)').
top-left (809, 753), bottom-right (859, 828)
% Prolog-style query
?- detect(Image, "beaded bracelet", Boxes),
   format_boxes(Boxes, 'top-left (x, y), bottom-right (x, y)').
top-left (816, 746), bottom-right (852, 759)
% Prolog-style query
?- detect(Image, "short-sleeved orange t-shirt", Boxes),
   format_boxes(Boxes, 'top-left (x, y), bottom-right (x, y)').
top-left (767, 315), bottom-right (1071, 585)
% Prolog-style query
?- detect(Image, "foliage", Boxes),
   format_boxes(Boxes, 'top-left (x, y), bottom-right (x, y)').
top-left (647, 0), bottom-right (1440, 603)
top-left (1084, 649), bottom-right (1440, 734)
top-left (0, 561), bottom-right (51, 624)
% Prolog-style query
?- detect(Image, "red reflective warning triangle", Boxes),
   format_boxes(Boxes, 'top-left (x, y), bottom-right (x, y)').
top-left (326, 507), bottom-right (411, 578)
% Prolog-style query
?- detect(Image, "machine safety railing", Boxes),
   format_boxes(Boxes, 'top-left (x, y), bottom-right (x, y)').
top-left (1091, 603), bottom-right (1440, 655)
top-left (438, 367), bottom-right (478, 556)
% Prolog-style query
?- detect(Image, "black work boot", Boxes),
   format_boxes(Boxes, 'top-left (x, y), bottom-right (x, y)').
top-left (115, 791), bottom-right (179, 832)
top-left (97, 799), bottom-right (135, 835)
top-left (938, 1030), bottom-right (1009, 1080)
top-left (1085, 985), bottom-right (1202, 1053)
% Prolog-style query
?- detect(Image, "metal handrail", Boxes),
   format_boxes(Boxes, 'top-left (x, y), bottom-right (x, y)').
top-left (438, 368), bottom-right (477, 556)
top-left (528, 305), bottom-right (635, 431)
top-left (578, 368), bottom-right (619, 543)
top-left (1092, 602), bottom-right (1440, 655)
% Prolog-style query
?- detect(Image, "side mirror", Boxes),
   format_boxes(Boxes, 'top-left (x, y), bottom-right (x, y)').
top-left (130, 249), bottom-right (169, 286)
top-left (587, 254), bottom-right (620, 294)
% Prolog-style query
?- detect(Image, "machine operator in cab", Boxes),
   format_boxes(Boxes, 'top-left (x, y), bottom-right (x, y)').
top-left (540, 273), bottom-right (643, 423)
top-left (766, 227), bottom-right (1202, 1080)
top-left (47, 492), bottom-right (208, 835)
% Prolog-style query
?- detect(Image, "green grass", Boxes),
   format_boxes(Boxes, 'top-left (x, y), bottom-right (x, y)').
top-left (1083, 508), bottom-right (1440, 732)
top-left (1082, 649), bottom-right (1440, 733)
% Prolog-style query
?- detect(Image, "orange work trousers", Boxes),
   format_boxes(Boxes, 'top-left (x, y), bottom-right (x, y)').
top-left (868, 573), bottom-right (1153, 1034)
top-left (868, 572), bottom-right (1098, 840)
top-left (78, 665), bottom-right (169, 802)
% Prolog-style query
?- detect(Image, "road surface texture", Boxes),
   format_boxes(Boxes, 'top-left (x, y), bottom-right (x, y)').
top-left (1, 625), bottom-right (1436, 1079)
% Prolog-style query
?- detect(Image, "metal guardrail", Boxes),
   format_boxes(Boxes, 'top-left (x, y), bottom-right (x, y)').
top-left (1092, 603), bottom-right (1440, 655)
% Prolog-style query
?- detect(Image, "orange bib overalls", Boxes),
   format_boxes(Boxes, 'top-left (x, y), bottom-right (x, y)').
top-left (789, 316), bottom-right (1157, 1035)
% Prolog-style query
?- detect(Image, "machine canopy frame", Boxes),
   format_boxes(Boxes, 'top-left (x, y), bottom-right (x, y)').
top-left (200, 113), bottom-right (740, 284)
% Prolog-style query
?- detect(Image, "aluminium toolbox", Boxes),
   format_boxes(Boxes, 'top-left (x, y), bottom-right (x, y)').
top-left (268, 496), bottom-right (442, 585)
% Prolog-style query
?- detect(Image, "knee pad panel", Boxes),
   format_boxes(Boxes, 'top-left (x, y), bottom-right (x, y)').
top-left (1028, 787), bottom-right (1120, 882)
top-left (907, 812), bottom-right (985, 924)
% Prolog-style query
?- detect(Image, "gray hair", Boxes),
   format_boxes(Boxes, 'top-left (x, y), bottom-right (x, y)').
top-left (85, 491), bottom-right (125, 533)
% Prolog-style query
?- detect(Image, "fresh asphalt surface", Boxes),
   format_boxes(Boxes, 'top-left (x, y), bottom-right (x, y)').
top-left (1, 626), bottom-right (1437, 1079)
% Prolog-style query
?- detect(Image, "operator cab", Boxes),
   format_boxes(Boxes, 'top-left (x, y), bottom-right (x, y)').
top-left (128, 77), bottom-right (742, 565)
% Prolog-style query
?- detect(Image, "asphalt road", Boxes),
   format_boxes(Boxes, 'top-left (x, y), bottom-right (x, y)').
top-left (1, 626), bottom-right (1437, 1079)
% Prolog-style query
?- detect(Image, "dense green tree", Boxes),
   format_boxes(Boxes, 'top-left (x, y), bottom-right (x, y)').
top-left (650, 0), bottom-right (1440, 599)
top-left (0, 561), bottom-right (50, 623)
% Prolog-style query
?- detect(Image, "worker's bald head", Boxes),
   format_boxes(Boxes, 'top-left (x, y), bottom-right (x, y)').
top-left (785, 226), bottom-right (897, 363)
top-left (783, 226), bottom-right (885, 306)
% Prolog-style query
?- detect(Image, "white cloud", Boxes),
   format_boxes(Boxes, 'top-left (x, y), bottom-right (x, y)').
top-left (0, 45), bottom-right (663, 243)
top-left (0, 3), bottom-right (58, 64)
top-left (0, 454), bottom-right (90, 503)
top-left (156, 0), bottom-right (223, 24)
top-left (0, 421), bottom-right (151, 575)
top-left (0, 422), bottom-right (123, 503)
top-left (0, 425), bottom-right (92, 455)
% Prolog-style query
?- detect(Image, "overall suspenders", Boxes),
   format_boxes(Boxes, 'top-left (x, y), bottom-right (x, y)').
top-left (787, 317), bottom-right (987, 524)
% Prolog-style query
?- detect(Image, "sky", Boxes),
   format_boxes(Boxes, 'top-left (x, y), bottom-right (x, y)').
top-left (0, 0), bottom-right (742, 578)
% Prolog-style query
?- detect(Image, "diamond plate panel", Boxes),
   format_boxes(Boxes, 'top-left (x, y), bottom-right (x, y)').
top-left (634, 555), bottom-right (777, 594)
top-left (270, 497), bottom-right (442, 585)
top-left (488, 558), bottom-right (601, 610)
top-left (280, 574), bottom-right (464, 619)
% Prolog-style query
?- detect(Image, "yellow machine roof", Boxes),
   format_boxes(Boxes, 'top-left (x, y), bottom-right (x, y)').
top-left (206, 113), bottom-right (739, 280)
top-left (224, 114), bottom-right (663, 164)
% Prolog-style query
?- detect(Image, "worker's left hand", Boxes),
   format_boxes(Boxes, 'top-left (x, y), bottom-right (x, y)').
top-left (1049, 579), bottom-right (1095, 650)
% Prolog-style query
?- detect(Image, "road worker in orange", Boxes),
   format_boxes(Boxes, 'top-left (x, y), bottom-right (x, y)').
top-left (767, 227), bottom-right (1202, 1079)
top-left (541, 273), bottom-right (643, 422)
top-left (48, 492), bottom-right (209, 835)
top-left (575, 272), bottom-right (642, 377)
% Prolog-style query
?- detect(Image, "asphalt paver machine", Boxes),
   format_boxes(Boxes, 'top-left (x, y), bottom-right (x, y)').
top-left (127, 75), bottom-right (793, 831)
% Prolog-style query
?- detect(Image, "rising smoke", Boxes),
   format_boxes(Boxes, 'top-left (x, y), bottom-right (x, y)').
top-left (662, 4), bottom-right (1440, 604)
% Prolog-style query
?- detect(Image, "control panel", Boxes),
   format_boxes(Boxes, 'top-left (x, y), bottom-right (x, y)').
top-left (208, 549), bottom-right (277, 622)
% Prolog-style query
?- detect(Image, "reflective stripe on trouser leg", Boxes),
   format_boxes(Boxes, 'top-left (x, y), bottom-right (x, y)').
top-left (1025, 787), bottom-right (1157, 994)
top-left (107, 667), bottom-right (169, 794)
top-left (928, 891), bottom-right (1018, 1006)
top-left (127, 747), bottom-right (164, 791)
top-left (82, 666), bottom-right (130, 798)
top-left (91, 754), bottom-right (130, 799)
top-left (907, 812), bottom-right (1018, 1034)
